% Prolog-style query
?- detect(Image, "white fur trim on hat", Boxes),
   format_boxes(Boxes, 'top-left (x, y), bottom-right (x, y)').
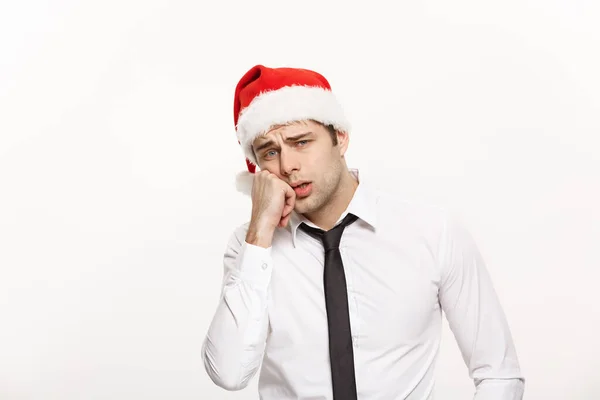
top-left (235, 170), bottom-right (254, 196)
top-left (235, 85), bottom-right (351, 166)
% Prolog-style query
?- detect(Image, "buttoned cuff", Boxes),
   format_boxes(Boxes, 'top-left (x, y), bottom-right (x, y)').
top-left (237, 241), bottom-right (273, 290)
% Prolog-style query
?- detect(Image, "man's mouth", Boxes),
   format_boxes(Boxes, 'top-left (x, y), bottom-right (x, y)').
top-left (290, 181), bottom-right (310, 188)
top-left (292, 182), bottom-right (313, 197)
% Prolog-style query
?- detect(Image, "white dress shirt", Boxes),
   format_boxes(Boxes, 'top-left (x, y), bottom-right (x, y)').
top-left (202, 169), bottom-right (524, 399)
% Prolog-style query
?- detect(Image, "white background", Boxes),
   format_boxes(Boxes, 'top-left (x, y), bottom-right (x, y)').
top-left (1, 1), bottom-right (599, 399)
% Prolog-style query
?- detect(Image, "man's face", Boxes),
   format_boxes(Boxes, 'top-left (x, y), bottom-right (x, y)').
top-left (251, 120), bottom-right (349, 215)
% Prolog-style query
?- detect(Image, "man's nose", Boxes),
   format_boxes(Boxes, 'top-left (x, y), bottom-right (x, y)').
top-left (280, 149), bottom-right (299, 176)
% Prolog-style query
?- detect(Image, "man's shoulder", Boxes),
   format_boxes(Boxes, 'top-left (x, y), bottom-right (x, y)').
top-left (358, 168), bottom-right (449, 225)
top-left (373, 185), bottom-right (450, 229)
top-left (369, 188), bottom-right (460, 257)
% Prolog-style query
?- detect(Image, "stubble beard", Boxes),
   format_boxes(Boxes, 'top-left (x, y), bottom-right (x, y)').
top-left (294, 162), bottom-right (344, 216)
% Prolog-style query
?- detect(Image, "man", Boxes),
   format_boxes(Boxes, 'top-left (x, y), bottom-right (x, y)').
top-left (201, 64), bottom-right (525, 399)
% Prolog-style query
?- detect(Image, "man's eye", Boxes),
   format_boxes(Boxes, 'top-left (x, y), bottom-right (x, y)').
top-left (297, 140), bottom-right (308, 146)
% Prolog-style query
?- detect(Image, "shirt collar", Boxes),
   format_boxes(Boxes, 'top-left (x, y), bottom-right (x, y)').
top-left (289, 168), bottom-right (378, 248)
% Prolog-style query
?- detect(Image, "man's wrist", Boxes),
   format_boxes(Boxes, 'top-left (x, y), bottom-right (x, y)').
top-left (245, 224), bottom-right (274, 248)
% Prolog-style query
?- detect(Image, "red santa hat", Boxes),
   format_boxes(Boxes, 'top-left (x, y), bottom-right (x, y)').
top-left (233, 64), bottom-right (351, 193)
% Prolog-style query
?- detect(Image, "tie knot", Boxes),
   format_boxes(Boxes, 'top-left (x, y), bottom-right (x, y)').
top-left (300, 213), bottom-right (358, 251)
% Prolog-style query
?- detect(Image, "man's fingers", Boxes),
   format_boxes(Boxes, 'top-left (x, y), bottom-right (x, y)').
top-left (281, 185), bottom-right (296, 218)
top-left (279, 214), bottom-right (291, 227)
top-left (284, 185), bottom-right (296, 205)
top-left (280, 185), bottom-right (294, 228)
top-left (282, 202), bottom-right (294, 219)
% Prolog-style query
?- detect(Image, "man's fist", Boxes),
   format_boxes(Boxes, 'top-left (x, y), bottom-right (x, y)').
top-left (245, 171), bottom-right (296, 248)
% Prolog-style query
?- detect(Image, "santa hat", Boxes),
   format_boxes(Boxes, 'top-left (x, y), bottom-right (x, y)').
top-left (233, 64), bottom-right (351, 194)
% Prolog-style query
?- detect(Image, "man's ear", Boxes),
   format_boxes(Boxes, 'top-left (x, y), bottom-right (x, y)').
top-left (337, 130), bottom-right (350, 156)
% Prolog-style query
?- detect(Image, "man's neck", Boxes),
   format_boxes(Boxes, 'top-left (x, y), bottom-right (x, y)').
top-left (303, 171), bottom-right (359, 231)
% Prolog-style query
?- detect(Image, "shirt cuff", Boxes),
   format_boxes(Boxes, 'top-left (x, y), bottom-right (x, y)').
top-left (236, 241), bottom-right (273, 290)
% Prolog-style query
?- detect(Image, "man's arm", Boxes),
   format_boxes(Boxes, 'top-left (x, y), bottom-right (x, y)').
top-left (438, 213), bottom-right (525, 399)
top-left (201, 225), bottom-right (273, 391)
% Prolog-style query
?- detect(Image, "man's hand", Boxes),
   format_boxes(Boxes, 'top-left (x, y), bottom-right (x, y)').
top-left (245, 171), bottom-right (296, 248)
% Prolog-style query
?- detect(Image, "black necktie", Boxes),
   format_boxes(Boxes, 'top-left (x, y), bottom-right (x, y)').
top-left (300, 213), bottom-right (359, 400)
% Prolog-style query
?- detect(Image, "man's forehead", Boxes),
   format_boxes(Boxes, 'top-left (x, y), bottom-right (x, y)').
top-left (253, 122), bottom-right (315, 145)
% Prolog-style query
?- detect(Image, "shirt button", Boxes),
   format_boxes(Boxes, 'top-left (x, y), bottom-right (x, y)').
top-left (261, 263), bottom-right (268, 270)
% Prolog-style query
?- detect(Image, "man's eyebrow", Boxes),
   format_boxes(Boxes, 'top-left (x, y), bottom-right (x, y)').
top-left (254, 132), bottom-right (314, 153)
top-left (254, 139), bottom-right (275, 153)
top-left (285, 132), bottom-right (314, 141)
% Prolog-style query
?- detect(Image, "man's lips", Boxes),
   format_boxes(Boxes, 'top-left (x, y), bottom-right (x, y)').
top-left (290, 180), bottom-right (310, 188)
top-left (292, 182), bottom-right (312, 197)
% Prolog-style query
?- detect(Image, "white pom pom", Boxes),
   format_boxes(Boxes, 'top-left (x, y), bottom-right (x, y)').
top-left (235, 170), bottom-right (255, 196)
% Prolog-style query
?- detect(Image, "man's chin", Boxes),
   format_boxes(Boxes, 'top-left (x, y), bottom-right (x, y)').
top-left (294, 198), bottom-right (320, 215)
top-left (293, 201), bottom-right (309, 214)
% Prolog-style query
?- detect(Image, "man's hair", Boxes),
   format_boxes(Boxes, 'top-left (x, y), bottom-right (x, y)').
top-left (320, 121), bottom-right (339, 146)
